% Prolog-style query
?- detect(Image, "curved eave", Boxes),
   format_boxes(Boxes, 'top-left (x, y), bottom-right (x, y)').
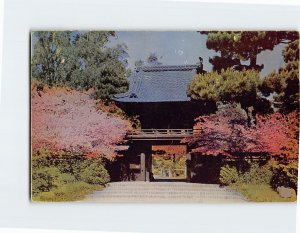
top-left (114, 98), bottom-right (192, 103)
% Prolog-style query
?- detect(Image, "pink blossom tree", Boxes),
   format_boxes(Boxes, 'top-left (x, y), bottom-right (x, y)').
top-left (184, 107), bottom-right (299, 159)
top-left (255, 111), bottom-right (299, 159)
top-left (31, 87), bottom-right (131, 159)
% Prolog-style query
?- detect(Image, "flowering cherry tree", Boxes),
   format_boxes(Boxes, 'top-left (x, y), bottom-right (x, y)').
top-left (31, 87), bottom-right (131, 159)
top-left (184, 107), bottom-right (299, 159)
top-left (256, 112), bottom-right (299, 159)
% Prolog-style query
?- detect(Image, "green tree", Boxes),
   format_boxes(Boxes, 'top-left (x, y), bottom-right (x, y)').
top-left (259, 39), bottom-right (299, 113)
top-left (31, 31), bottom-right (129, 101)
top-left (31, 31), bottom-right (73, 87)
top-left (146, 52), bottom-right (162, 66)
top-left (134, 59), bottom-right (144, 69)
top-left (73, 32), bottom-right (129, 100)
top-left (201, 31), bottom-right (298, 72)
top-left (133, 53), bottom-right (163, 71)
top-left (188, 69), bottom-right (269, 124)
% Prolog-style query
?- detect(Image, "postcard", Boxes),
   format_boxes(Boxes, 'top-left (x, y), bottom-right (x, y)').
top-left (31, 31), bottom-right (299, 202)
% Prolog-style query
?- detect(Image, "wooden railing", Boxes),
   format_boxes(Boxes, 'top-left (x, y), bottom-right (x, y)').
top-left (127, 129), bottom-right (194, 140)
top-left (130, 128), bottom-right (193, 135)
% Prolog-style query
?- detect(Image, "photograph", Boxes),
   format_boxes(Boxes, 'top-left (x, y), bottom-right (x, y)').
top-left (30, 30), bottom-right (299, 203)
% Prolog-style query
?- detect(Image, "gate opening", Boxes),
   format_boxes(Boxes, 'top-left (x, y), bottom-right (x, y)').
top-left (151, 145), bottom-right (187, 181)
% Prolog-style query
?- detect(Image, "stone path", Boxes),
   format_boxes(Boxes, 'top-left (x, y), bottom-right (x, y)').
top-left (83, 182), bottom-right (248, 203)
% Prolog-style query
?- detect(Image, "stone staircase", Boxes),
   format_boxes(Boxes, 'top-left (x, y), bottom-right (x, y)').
top-left (83, 182), bottom-right (247, 203)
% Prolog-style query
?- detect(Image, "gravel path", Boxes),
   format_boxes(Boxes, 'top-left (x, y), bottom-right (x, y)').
top-left (83, 182), bottom-right (248, 203)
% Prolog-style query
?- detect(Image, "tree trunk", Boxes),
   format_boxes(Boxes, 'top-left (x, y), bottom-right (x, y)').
top-left (250, 55), bottom-right (257, 68)
top-left (242, 105), bottom-right (255, 127)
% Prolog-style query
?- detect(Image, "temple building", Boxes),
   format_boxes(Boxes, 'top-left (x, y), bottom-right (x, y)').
top-left (112, 63), bottom-right (219, 182)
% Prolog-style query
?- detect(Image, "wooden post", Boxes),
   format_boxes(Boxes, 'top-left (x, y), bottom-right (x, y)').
top-left (140, 153), bottom-right (146, 181)
top-left (146, 151), bottom-right (152, 181)
top-left (186, 153), bottom-right (192, 182)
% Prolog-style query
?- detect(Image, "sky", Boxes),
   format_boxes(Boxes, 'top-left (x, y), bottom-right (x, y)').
top-left (109, 31), bottom-right (286, 77)
top-left (31, 31), bottom-right (286, 78)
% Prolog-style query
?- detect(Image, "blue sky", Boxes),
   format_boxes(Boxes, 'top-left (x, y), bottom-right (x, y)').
top-left (31, 31), bottom-right (286, 78)
top-left (109, 31), bottom-right (286, 77)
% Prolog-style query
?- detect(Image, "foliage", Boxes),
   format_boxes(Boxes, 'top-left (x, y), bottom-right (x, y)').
top-left (152, 145), bottom-right (187, 158)
top-left (184, 106), bottom-right (260, 156)
top-left (94, 99), bottom-right (141, 129)
top-left (219, 165), bottom-right (239, 185)
top-left (184, 107), bottom-right (299, 159)
top-left (31, 31), bottom-right (129, 101)
top-left (260, 39), bottom-right (299, 113)
top-left (80, 163), bottom-right (110, 185)
top-left (152, 155), bottom-right (186, 178)
top-left (230, 183), bottom-right (296, 202)
top-left (32, 167), bottom-right (56, 194)
top-left (188, 69), bottom-right (261, 112)
top-left (220, 163), bottom-right (272, 186)
top-left (201, 31), bottom-right (298, 72)
top-left (33, 181), bottom-right (102, 202)
top-left (152, 145), bottom-right (187, 178)
top-left (134, 52), bottom-right (163, 70)
top-left (239, 163), bottom-right (273, 185)
top-left (31, 149), bottom-right (110, 201)
top-left (32, 166), bottom-right (77, 195)
top-left (269, 160), bottom-right (298, 192)
top-left (31, 87), bottom-right (131, 159)
top-left (31, 31), bottom-right (72, 87)
top-left (255, 111), bottom-right (299, 159)
top-left (220, 160), bottom-right (297, 201)
top-left (134, 59), bottom-right (144, 69)
top-left (146, 53), bottom-right (162, 66)
top-left (220, 160), bottom-right (298, 202)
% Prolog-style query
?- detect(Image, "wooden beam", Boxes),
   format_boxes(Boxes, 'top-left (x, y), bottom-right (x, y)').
top-left (140, 153), bottom-right (146, 181)
top-left (186, 153), bottom-right (192, 182)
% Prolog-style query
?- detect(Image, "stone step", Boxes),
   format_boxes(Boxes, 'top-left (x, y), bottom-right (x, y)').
top-left (83, 182), bottom-right (247, 203)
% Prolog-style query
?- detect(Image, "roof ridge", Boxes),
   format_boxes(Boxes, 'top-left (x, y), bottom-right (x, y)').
top-left (140, 64), bottom-right (198, 72)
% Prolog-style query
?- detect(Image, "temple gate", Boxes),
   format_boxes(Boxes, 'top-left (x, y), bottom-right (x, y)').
top-left (113, 64), bottom-right (219, 182)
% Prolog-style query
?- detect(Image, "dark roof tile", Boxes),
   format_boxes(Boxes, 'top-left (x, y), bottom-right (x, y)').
top-left (114, 65), bottom-right (198, 102)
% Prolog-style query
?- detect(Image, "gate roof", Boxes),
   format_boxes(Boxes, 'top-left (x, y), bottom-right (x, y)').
top-left (114, 65), bottom-right (199, 103)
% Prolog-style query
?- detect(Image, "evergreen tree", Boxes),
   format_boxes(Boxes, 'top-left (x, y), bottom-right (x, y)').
top-left (146, 52), bottom-right (162, 66)
top-left (260, 38), bottom-right (299, 113)
top-left (188, 69), bottom-right (271, 124)
top-left (31, 31), bottom-right (73, 86)
top-left (188, 69), bottom-right (261, 108)
top-left (31, 31), bottom-right (129, 101)
top-left (134, 59), bottom-right (144, 69)
top-left (201, 31), bottom-right (298, 72)
top-left (133, 53), bottom-right (163, 71)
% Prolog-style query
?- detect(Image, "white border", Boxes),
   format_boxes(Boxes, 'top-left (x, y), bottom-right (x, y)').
top-left (167, 0), bottom-right (300, 6)
top-left (0, 0), bottom-right (4, 103)
top-left (0, 1), bottom-right (299, 233)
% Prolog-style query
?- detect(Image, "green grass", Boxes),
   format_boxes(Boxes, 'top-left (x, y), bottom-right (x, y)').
top-left (231, 183), bottom-right (297, 202)
top-left (32, 181), bottom-right (103, 202)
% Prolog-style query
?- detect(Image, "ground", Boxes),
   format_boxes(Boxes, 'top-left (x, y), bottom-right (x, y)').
top-left (83, 182), bottom-right (247, 203)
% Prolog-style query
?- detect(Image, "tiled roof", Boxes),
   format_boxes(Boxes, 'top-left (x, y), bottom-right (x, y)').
top-left (114, 65), bottom-right (198, 102)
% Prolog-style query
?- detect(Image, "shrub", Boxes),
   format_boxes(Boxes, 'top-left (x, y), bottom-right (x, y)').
top-left (270, 162), bottom-right (298, 192)
top-left (56, 173), bottom-right (77, 185)
top-left (220, 163), bottom-right (272, 186)
top-left (31, 149), bottom-right (111, 201)
top-left (231, 183), bottom-right (297, 202)
top-left (32, 168), bottom-right (55, 194)
top-left (80, 163), bottom-right (110, 185)
top-left (219, 165), bottom-right (239, 185)
top-left (32, 166), bottom-right (77, 195)
top-left (239, 163), bottom-right (272, 185)
top-left (33, 181), bottom-right (103, 202)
